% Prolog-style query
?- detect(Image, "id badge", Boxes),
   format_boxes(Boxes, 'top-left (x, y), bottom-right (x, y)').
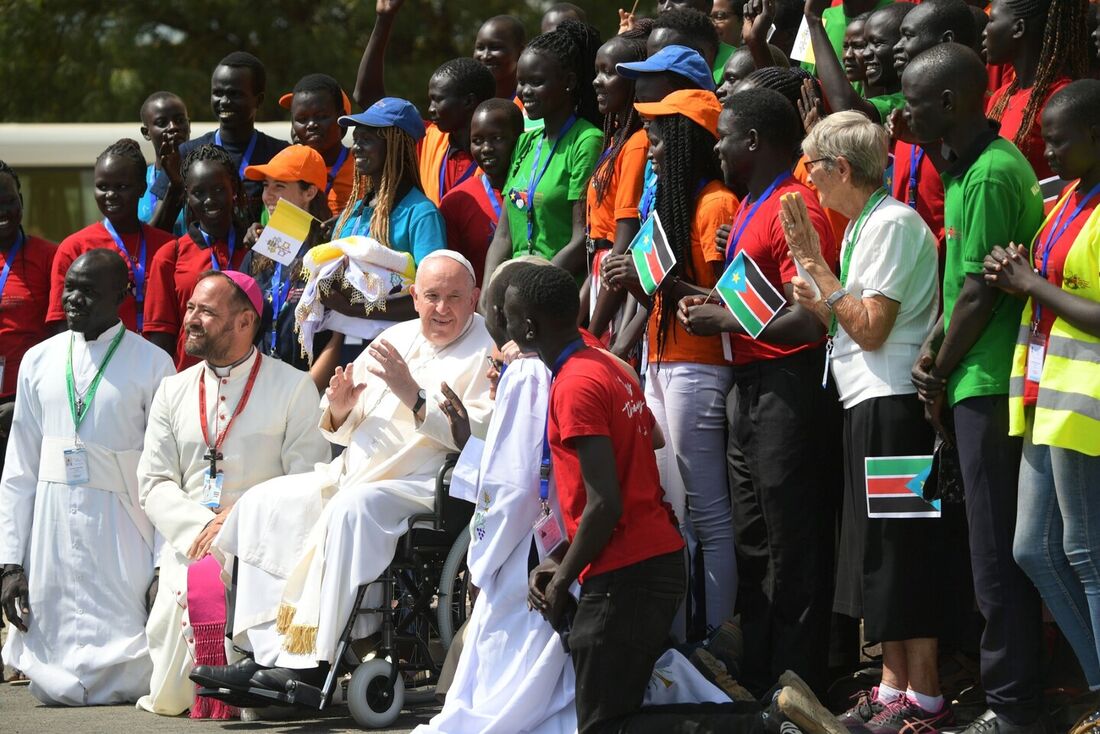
top-left (533, 509), bottom-right (566, 561)
top-left (63, 446), bottom-right (90, 485)
top-left (1027, 332), bottom-right (1046, 383)
top-left (201, 468), bottom-right (224, 509)
top-left (0, 355), bottom-right (5, 387)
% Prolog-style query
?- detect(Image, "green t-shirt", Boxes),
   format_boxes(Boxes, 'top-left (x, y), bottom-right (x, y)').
top-left (801, 0), bottom-right (892, 95)
top-left (868, 91), bottom-right (905, 124)
top-left (713, 42), bottom-right (737, 86)
top-left (504, 118), bottom-right (603, 260)
top-left (941, 136), bottom-right (1043, 405)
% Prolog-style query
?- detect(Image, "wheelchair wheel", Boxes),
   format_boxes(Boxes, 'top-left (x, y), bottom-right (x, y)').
top-left (437, 529), bottom-right (472, 649)
top-left (347, 658), bottom-right (405, 728)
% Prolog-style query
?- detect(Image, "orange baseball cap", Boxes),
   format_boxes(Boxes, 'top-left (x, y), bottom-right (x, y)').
top-left (243, 144), bottom-right (328, 191)
top-left (634, 89), bottom-right (723, 138)
top-left (279, 89), bottom-right (353, 116)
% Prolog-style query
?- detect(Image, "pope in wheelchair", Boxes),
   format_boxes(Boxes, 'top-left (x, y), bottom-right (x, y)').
top-left (195, 251), bottom-right (493, 704)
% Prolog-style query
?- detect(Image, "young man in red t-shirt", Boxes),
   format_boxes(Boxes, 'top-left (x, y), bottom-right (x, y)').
top-left (510, 264), bottom-right (840, 734)
top-left (439, 99), bottom-right (524, 286)
top-left (680, 89), bottom-right (843, 696)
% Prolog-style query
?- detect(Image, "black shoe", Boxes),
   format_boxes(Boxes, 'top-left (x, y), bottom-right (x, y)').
top-left (250, 662), bottom-right (330, 692)
top-left (955, 709), bottom-right (1052, 734)
top-left (190, 657), bottom-right (268, 690)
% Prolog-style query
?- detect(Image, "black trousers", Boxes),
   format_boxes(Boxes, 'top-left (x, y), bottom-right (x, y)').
top-left (726, 346), bottom-right (842, 695)
top-left (571, 552), bottom-right (769, 734)
top-left (954, 395), bottom-right (1043, 726)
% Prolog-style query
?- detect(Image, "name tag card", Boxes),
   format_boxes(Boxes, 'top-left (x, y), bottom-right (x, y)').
top-left (63, 446), bottom-right (90, 485)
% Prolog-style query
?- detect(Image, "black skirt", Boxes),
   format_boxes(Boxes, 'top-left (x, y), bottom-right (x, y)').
top-left (833, 393), bottom-right (954, 642)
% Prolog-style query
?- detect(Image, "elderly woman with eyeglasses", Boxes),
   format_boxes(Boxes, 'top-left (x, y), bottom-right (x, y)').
top-left (780, 110), bottom-right (952, 732)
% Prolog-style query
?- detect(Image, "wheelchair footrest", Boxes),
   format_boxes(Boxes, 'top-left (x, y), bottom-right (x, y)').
top-left (285, 679), bottom-right (327, 708)
top-left (195, 685), bottom-right (291, 708)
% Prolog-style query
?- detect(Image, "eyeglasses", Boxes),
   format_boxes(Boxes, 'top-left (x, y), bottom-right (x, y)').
top-left (805, 157), bottom-right (833, 169)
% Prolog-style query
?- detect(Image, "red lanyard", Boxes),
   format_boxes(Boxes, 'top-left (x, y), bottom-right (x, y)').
top-left (198, 353), bottom-right (263, 454)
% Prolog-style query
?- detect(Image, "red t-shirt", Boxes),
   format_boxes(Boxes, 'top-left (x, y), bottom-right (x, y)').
top-left (0, 234), bottom-right (56, 397)
top-left (549, 345), bottom-right (684, 581)
top-left (438, 173), bottom-right (501, 286)
top-left (892, 141), bottom-right (945, 249)
top-left (419, 123), bottom-right (478, 206)
top-left (725, 176), bottom-right (838, 365)
top-left (988, 77), bottom-right (1071, 181)
top-left (47, 221), bottom-right (175, 331)
top-left (1023, 185), bottom-right (1098, 405)
top-left (143, 225), bottom-right (249, 371)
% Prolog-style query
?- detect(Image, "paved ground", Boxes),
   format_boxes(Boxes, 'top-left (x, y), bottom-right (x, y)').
top-left (0, 678), bottom-right (440, 733)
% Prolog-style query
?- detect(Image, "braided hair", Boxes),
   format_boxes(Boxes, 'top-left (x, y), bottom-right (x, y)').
top-left (987, 0), bottom-right (1088, 153)
top-left (652, 114), bottom-right (723, 361)
top-left (181, 143), bottom-right (244, 225)
top-left (593, 23), bottom-right (653, 205)
top-left (432, 57), bottom-right (497, 102)
top-left (96, 138), bottom-right (147, 180)
top-left (741, 67), bottom-right (821, 136)
top-left (526, 19), bottom-right (604, 128)
top-left (334, 126), bottom-right (422, 247)
top-left (0, 160), bottom-right (20, 194)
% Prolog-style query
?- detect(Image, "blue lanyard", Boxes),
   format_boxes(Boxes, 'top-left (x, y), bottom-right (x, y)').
top-left (0, 231), bottom-right (25, 302)
top-left (1034, 180), bottom-right (1100, 326)
top-left (907, 147), bottom-right (925, 209)
top-left (481, 173), bottom-right (502, 223)
top-left (639, 167), bottom-right (658, 222)
top-left (214, 130), bottom-right (258, 180)
top-left (540, 337), bottom-right (587, 502)
top-left (200, 228), bottom-right (237, 271)
top-left (348, 199), bottom-right (372, 238)
top-left (327, 147), bottom-right (349, 194)
top-left (269, 263), bottom-right (292, 352)
top-left (102, 219), bottom-right (148, 329)
top-left (439, 146), bottom-right (477, 202)
top-left (725, 171), bottom-right (789, 266)
top-left (524, 115), bottom-right (577, 244)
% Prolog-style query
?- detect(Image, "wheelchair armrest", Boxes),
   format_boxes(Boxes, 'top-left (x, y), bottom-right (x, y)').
top-left (403, 452), bottom-right (461, 556)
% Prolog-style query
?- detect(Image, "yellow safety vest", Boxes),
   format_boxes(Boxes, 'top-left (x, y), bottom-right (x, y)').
top-left (1009, 185), bottom-right (1100, 456)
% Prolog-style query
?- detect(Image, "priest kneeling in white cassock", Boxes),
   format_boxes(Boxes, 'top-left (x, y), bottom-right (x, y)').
top-left (198, 250), bottom-right (494, 694)
top-left (0, 251), bottom-right (175, 705)
top-left (137, 270), bottom-right (330, 716)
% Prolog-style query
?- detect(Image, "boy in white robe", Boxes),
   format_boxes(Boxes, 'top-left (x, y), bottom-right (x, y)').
top-left (0, 251), bottom-right (175, 705)
top-left (137, 270), bottom-right (330, 715)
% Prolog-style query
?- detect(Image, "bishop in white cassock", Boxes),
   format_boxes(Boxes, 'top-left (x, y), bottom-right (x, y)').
top-left (136, 271), bottom-right (330, 715)
top-left (203, 251), bottom-right (493, 693)
top-left (0, 251), bottom-right (175, 705)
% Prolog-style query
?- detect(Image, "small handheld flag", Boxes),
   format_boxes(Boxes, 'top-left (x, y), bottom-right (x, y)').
top-left (629, 211), bottom-right (676, 296)
top-left (865, 455), bottom-right (940, 519)
top-left (252, 198), bottom-right (315, 267)
top-left (715, 251), bottom-right (786, 339)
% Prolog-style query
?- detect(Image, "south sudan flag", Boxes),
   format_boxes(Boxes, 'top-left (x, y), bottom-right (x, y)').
top-left (715, 251), bottom-right (786, 339)
top-left (629, 211), bottom-right (676, 296)
top-left (865, 455), bottom-right (940, 519)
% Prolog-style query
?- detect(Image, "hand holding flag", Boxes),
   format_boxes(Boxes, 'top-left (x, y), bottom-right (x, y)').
top-left (714, 250), bottom-right (786, 339)
top-left (252, 198), bottom-right (316, 266)
top-left (629, 211), bottom-right (677, 296)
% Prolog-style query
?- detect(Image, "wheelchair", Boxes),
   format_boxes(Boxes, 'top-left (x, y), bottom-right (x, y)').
top-left (197, 453), bottom-right (475, 728)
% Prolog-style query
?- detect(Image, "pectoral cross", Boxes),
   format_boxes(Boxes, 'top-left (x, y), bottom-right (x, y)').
top-left (204, 449), bottom-right (223, 476)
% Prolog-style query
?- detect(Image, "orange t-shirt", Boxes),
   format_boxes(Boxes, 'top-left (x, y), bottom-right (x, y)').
top-left (647, 179), bottom-right (739, 366)
top-left (586, 129), bottom-right (649, 242)
top-left (793, 155), bottom-right (849, 246)
top-left (418, 123), bottom-right (479, 206)
top-left (326, 145), bottom-right (355, 217)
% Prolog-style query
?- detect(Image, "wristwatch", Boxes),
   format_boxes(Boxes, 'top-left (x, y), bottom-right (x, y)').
top-left (825, 287), bottom-right (849, 310)
top-left (412, 389), bottom-right (426, 416)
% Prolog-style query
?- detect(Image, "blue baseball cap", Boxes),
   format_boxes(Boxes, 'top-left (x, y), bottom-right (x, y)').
top-left (616, 45), bottom-right (716, 92)
top-left (339, 97), bottom-right (426, 141)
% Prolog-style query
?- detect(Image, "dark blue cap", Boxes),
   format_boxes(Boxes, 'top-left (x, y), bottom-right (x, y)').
top-left (616, 45), bottom-right (716, 92)
top-left (339, 97), bottom-right (425, 141)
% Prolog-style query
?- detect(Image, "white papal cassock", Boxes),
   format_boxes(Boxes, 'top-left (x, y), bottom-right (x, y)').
top-left (0, 323), bottom-right (174, 705)
top-left (136, 349), bottom-right (330, 715)
top-left (215, 315), bottom-right (493, 669)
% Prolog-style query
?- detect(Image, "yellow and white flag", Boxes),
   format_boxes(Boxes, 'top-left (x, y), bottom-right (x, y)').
top-left (253, 198), bottom-right (314, 266)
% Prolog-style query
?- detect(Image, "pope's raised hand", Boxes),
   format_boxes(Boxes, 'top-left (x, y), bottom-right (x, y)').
top-left (327, 362), bottom-right (367, 429)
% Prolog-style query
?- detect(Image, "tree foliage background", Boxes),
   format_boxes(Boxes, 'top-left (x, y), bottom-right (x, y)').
top-left (0, 1), bottom-right (623, 123)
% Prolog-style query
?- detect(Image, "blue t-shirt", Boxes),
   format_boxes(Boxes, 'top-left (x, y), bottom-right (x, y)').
top-left (138, 163), bottom-right (187, 236)
top-left (334, 187), bottom-right (446, 265)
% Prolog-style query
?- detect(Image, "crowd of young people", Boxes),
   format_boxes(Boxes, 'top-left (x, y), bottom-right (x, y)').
top-left (3, 0), bottom-right (1100, 732)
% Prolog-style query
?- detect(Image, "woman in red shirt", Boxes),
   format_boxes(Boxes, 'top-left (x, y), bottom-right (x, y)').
top-left (144, 145), bottom-right (249, 370)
